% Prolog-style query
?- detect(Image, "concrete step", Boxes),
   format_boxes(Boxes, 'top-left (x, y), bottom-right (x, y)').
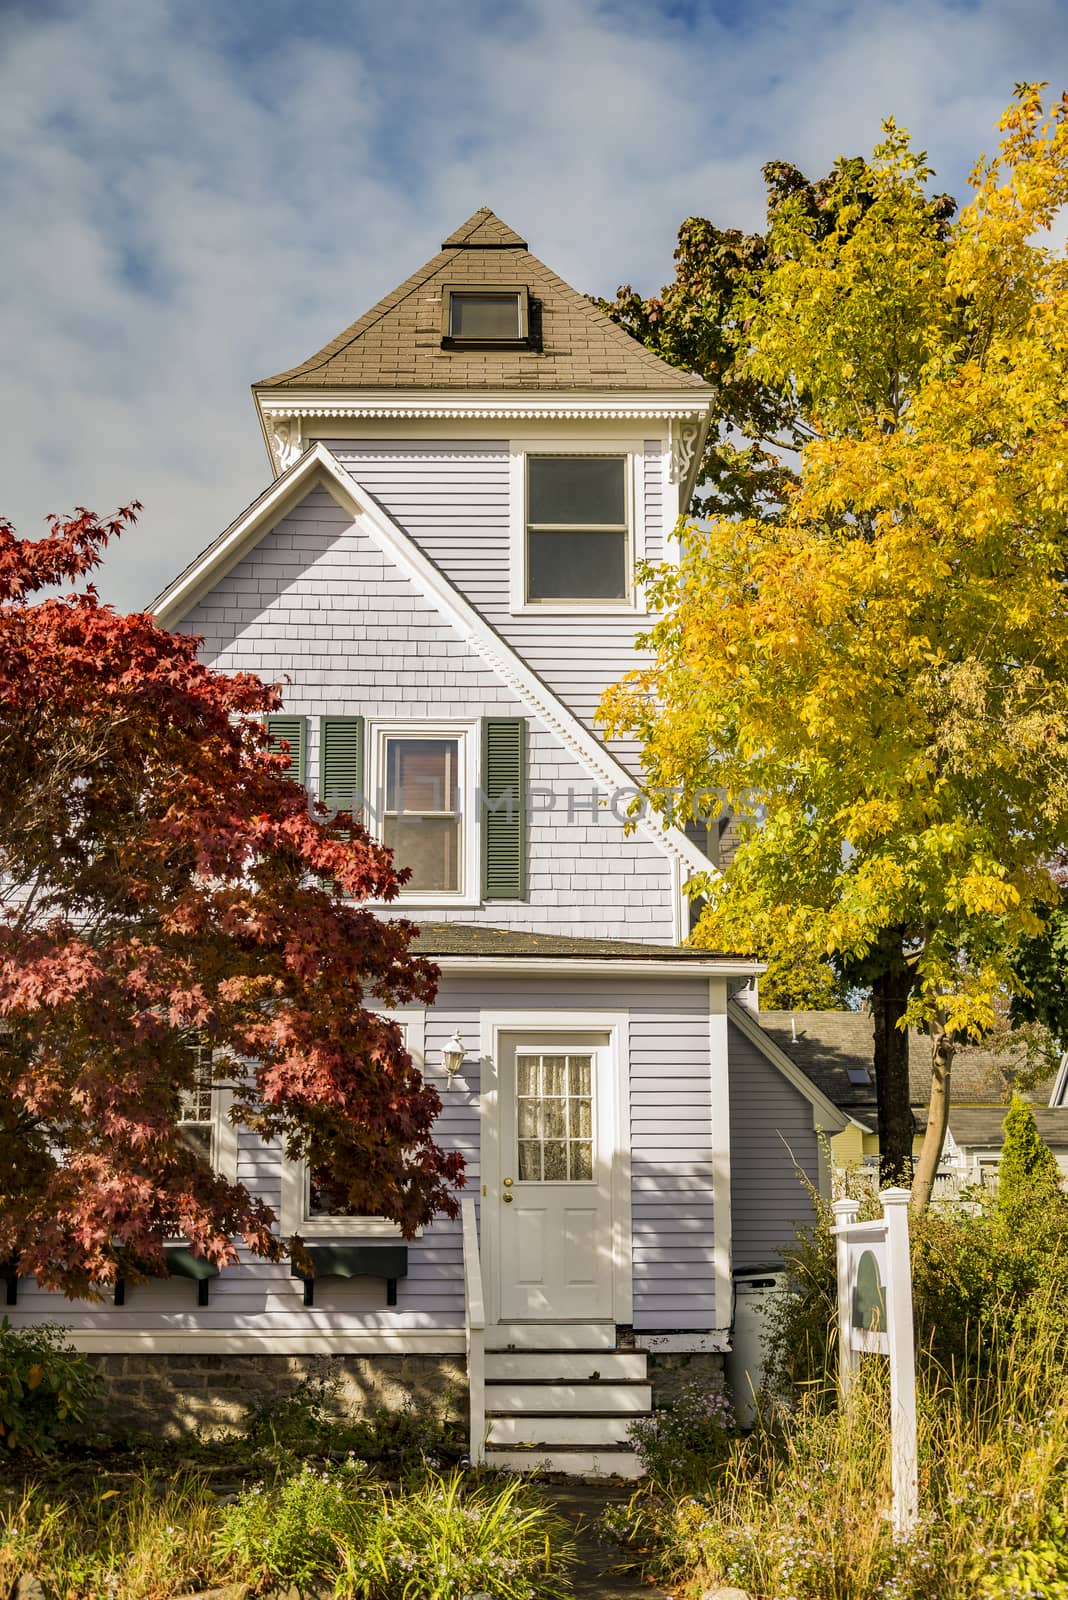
top-left (489, 1322), bottom-right (616, 1351)
top-left (485, 1445), bottom-right (644, 1479)
top-left (486, 1411), bottom-right (636, 1447)
top-left (486, 1380), bottom-right (652, 1414)
top-left (485, 1349), bottom-right (647, 1382)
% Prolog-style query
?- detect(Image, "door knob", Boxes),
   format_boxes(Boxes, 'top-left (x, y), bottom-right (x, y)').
top-left (503, 1193), bottom-right (513, 1203)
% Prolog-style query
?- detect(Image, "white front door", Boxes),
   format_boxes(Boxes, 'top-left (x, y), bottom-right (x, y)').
top-left (495, 1033), bottom-right (615, 1322)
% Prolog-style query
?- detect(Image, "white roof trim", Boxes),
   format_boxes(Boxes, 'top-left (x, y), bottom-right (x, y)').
top-left (727, 1000), bottom-right (849, 1133)
top-left (435, 955), bottom-right (762, 978)
top-left (256, 389), bottom-right (712, 421)
top-left (152, 443), bottom-right (715, 883)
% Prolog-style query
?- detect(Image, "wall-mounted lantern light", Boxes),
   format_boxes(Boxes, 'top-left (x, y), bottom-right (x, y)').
top-left (442, 1029), bottom-right (466, 1084)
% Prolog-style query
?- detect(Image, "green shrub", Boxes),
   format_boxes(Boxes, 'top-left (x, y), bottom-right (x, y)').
top-left (217, 1462), bottom-right (574, 1600)
top-left (0, 1318), bottom-right (100, 1454)
top-left (215, 1457), bottom-right (372, 1589)
top-left (627, 1381), bottom-right (737, 1488)
top-left (336, 1469), bottom-right (575, 1600)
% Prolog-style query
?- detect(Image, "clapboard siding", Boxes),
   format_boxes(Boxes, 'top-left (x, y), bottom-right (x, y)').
top-left (324, 439), bottom-right (664, 772)
top-left (628, 991), bottom-right (718, 1330)
top-left (177, 485), bottom-right (677, 941)
top-left (8, 975), bottom-right (730, 1342)
top-left (728, 1019), bottom-right (821, 1268)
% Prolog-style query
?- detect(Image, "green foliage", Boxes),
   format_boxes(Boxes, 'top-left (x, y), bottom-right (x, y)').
top-left (242, 1372), bottom-right (461, 1469)
top-left (604, 1288), bottom-right (1068, 1600)
top-left (217, 1463), bottom-right (574, 1600)
top-left (0, 1319), bottom-right (100, 1454)
top-left (0, 1473), bottom-right (220, 1599)
top-left (626, 1380), bottom-right (737, 1489)
top-left (215, 1457), bottom-right (372, 1591)
top-left (766, 1173), bottom-right (1068, 1400)
top-left (335, 1469), bottom-right (575, 1600)
top-left (997, 1095), bottom-right (1062, 1217)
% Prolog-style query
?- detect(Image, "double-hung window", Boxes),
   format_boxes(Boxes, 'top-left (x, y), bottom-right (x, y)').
top-left (279, 1013), bottom-right (425, 1239)
top-left (176, 1039), bottom-right (237, 1181)
top-left (525, 455), bottom-right (629, 603)
top-left (378, 728), bottom-right (471, 901)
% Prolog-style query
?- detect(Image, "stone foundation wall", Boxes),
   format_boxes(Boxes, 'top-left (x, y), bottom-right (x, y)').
top-left (646, 1351), bottom-right (726, 1407)
top-left (88, 1352), bottom-right (467, 1439)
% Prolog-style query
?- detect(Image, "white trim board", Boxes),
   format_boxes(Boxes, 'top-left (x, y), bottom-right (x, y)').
top-left (50, 1330), bottom-right (465, 1355)
top-left (727, 1000), bottom-right (849, 1133)
top-left (150, 443), bottom-right (717, 885)
top-left (434, 955), bottom-right (762, 979)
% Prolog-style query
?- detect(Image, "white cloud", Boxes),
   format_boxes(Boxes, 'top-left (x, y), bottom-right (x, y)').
top-left (2, 0), bottom-right (1064, 609)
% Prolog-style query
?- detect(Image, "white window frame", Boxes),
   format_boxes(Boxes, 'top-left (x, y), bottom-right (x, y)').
top-left (177, 1047), bottom-right (239, 1184)
top-left (508, 437), bottom-right (647, 616)
top-left (279, 1010), bottom-right (426, 1239)
top-left (367, 720), bottom-right (480, 907)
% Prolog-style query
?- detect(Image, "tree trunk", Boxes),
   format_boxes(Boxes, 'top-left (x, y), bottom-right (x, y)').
top-left (911, 1020), bottom-right (955, 1213)
top-left (871, 962), bottom-right (913, 1184)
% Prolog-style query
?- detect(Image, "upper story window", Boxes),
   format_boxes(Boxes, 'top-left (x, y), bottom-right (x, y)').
top-left (442, 285), bottom-right (529, 346)
top-left (526, 455), bottom-right (629, 603)
top-left (373, 725), bottom-right (475, 902)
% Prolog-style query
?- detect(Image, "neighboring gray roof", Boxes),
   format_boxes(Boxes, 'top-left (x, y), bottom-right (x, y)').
top-left (256, 208), bottom-right (710, 395)
top-left (915, 1105), bottom-right (1068, 1150)
top-left (410, 923), bottom-right (735, 961)
top-left (758, 1010), bottom-right (1056, 1113)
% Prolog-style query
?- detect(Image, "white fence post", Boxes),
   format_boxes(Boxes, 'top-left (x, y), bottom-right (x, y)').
top-left (831, 1196), bottom-right (861, 1401)
top-left (881, 1187), bottom-right (918, 1537)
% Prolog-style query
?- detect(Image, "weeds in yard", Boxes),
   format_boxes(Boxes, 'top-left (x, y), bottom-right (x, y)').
top-left (0, 1474), bottom-right (220, 1600)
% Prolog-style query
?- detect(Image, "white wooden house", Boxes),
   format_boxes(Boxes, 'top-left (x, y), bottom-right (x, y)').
top-left (9, 210), bottom-right (845, 1474)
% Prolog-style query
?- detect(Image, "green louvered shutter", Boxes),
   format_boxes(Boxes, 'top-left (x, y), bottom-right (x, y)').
top-left (265, 714), bottom-right (306, 786)
top-left (482, 717), bottom-right (527, 900)
top-left (319, 716), bottom-right (365, 818)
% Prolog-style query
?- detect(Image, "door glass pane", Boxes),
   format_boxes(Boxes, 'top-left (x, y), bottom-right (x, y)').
top-left (527, 531), bottom-right (627, 601)
top-left (518, 1101), bottom-right (541, 1139)
top-left (450, 293), bottom-right (521, 339)
top-left (571, 1098), bottom-right (592, 1139)
top-left (543, 1141), bottom-right (567, 1180)
top-left (542, 1055), bottom-right (567, 1095)
top-left (514, 1051), bottom-right (596, 1183)
top-left (528, 457), bottom-right (626, 525)
top-left (518, 1142), bottom-right (541, 1181)
top-left (543, 1101), bottom-right (566, 1139)
top-left (570, 1142), bottom-right (593, 1181)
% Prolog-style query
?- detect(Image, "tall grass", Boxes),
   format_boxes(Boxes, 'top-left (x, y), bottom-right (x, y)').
top-left (0, 1474), bottom-right (220, 1600)
top-left (608, 1290), bottom-right (1068, 1600)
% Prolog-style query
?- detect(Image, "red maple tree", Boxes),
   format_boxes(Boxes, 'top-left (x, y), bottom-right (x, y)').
top-left (0, 505), bottom-right (462, 1297)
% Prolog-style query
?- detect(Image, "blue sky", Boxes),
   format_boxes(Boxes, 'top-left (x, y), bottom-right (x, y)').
top-left (3, 0), bottom-right (1066, 609)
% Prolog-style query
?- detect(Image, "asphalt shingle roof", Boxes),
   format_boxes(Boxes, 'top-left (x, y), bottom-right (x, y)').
top-left (256, 208), bottom-right (710, 395)
top-left (757, 1010), bottom-right (1058, 1112)
top-left (410, 923), bottom-right (737, 960)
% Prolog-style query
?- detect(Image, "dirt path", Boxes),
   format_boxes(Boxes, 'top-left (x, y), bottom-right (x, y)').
top-left (544, 1483), bottom-right (671, 1600)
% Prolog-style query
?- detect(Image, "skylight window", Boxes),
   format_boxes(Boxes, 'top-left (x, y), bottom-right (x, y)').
top-left (443, 285), bottom-right (529, 344)
top-left (846, 1067), bottom-right (873, 1087)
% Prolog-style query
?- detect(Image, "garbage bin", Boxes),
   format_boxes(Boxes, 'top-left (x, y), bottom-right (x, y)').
top-left (725, 1265), bottom-right (791, 1427)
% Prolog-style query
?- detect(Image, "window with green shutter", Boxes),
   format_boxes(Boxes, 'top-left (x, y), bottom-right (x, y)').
top-left (265, 714), bottom-right (306, 786)
top-left (481, 717), bottom-right (527, 900)
top-left (319, 716), bottom-right (365, 819)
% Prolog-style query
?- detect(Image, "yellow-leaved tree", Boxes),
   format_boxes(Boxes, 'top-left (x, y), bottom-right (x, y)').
top-left (601, 86), bottom-right (1068, 1208)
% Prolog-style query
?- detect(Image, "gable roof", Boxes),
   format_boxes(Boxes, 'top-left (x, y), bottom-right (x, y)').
top-left (758, 1009), bottom-right (1057, 1114)
top-left (151, 442), bottom-right (716, 887)
top-left (255, 208), bottom-right (710, 396)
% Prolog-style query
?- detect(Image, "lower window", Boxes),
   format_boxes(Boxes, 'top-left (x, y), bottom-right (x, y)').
top-left (278, 1013), bottom-right (425, 1238)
